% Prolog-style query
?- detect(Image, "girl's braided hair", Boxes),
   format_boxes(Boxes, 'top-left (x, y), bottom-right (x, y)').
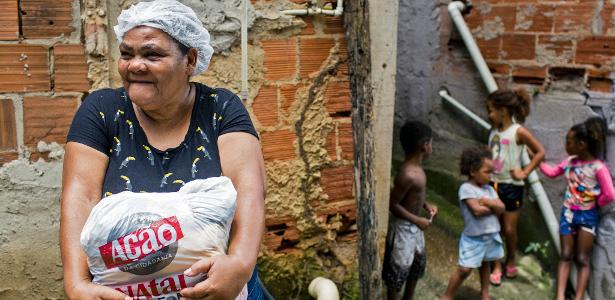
top-left (486, 89), bottom-right (531, 123)
top-left (571, 116), bottom-right (607, 160)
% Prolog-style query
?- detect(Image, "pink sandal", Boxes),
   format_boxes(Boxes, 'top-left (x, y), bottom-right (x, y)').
top-left (489, 271), bottom-right (502, 286)
top-left (505, 265), bottom-right (518, 278)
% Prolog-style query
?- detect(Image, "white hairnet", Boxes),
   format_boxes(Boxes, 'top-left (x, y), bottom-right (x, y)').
top-left (114, 0), bottom-right (214, 76)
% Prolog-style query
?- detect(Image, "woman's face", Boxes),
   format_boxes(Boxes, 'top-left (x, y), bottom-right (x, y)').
top-left (118, 26), bottom-right (194, 110)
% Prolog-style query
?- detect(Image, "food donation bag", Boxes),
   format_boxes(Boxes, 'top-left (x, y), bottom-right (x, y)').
top-left (80, 176), bottom-right (248, 300)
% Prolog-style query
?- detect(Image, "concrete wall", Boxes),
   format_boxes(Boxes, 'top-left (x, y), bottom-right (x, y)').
top-left (395, 0), bottom-right (615, 298)
top-left (0, 0), bottom-right (358, 298)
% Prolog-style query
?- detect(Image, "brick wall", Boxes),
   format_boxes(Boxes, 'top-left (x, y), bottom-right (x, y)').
top-left (254, 13), bottom-right (356, 253)
top-left (466, 0), bottom-right (615, 92)
top-left (0, 0), bottom-right (89, 164)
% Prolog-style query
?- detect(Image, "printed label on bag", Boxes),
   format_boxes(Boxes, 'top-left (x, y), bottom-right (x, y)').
top-left (99, 213), bottom-right (184, 274)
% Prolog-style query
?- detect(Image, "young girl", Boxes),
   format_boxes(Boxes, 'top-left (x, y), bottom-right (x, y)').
top-left (540, 117), bottom-right (615, 300)
top-left (441, 146), bottom-right (505, 300)
top-left (485, 89), bottom-right (545, 285)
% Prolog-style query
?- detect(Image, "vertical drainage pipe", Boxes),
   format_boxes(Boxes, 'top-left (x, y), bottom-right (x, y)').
top-left (447, 1), bottom-right (585, 297)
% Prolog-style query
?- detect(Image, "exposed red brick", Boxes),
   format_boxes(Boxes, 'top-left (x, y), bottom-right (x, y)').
top-left (476, 37), bottom-right (502, 60)
top-left (325, 80), bottom-right (351, 116)
top-left (0, 151), bottom-right (18, 166)
top-left (466, 4), bottom-right (516, 33)
top-left (21, 0), bottom-right (75, 38)
top-left (487, 62), bottom-right (511, 76)
top-left (554, 4), bottom-right (594, 34)
top-left (512, 65), bottom-right (546, 85)
top-left (318, 199), bottom-right (356, 221)
top-left (324, 16), bottom-right (344, 34)
top-left (337, 122), bottom-right (353, 161)
top-left (0, 0), bottom-right (19, 40)
top-left (495, 76), bottom-right (511, 89)
top-left (326, 126), bottom-right (336, 160)
top-left (263, 231), bottom-right (283, 251)
top-left (300, 17), bottom-right (315, 35)
top-left (283, 225), bottom-right (300, 241)
top-left (252, 85), bottom-right (278, 127)
top-left (299, 37), bottom-right (335, 78)
top-left (261, 129), bottom-right (296, 161)
top-left (280, 83), bottom-right (299, 114)
top-left (0, 99), bottom-right (17, 150)
top-left (23, 96), bottom-right (79, 147)
top-left (502, 33), bottom-right (536, 60)
top-left (576, 36), bottom-right (615, 66)
top-left (536, 35), bottom-right (574, 64)
top-left (587, 68), bottom-right (614, 93)
top-left (0, 45), bottom-right (49, 92)
top-left (515, 4), bottom-right (554, 32)
top-left (54, 44), bottom-right (90, 92)
top-left (321, 165), bottom-right (354, 202)
top-left (262, 39), bottom-right (297, 81)
top-left (588, 78), bottom-right (613, 93)
top-left (601, 5), bottom-right (615, 35)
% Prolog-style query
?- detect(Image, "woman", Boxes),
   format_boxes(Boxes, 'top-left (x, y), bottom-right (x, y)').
top-left (60, 1), bottom-right (266, 299)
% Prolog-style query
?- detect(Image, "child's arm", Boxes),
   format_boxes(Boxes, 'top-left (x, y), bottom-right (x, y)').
top-left (596, 166), bottom-right (615, 207)
top-left (464, 198), bottom-right (496, 217)
top-left (479, 197), bottom-right (506, 215)
top-left (389, 173), bottom-right (431, 230)
top-left (539, 159), bottom-right (567, 178)
top-left (512, 126), bottom-right (545, 180)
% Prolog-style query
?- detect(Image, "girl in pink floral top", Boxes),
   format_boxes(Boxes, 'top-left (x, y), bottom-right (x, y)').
top-left (540, 117), bottom-right (615, 300)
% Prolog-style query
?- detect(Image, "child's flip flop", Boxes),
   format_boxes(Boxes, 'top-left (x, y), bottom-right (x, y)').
top-left (489, 271), bottom-right (502, 286)
top-left (505, 265), bottom-right (518, 278)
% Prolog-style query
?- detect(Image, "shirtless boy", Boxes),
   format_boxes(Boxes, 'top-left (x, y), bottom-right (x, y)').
top-left (382, 121), bottom-right (439, 300)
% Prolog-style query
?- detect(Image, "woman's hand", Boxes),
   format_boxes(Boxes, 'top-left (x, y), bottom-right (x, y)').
top-left (180, 254), bottom-right (251, 300)
top-left (66, 280), bottom-right (129, 300)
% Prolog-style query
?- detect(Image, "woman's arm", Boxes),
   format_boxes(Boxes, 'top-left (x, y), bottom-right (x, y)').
top-left (60, 142), bottom-right (128, 300)
top-left (513, 126), bottom-right (545, 180)
top-left (181, 132), bottom-right (266, 299)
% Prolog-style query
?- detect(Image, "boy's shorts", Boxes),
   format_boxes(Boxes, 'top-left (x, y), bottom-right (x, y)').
top-left (382, 216), bottom-right (426, 291)
top-left (492, 182), bottom-right (524, 212)
top-left (458, 232), bottom-right (504, 268)
top-left (560, 206), bottom-right (599, 236)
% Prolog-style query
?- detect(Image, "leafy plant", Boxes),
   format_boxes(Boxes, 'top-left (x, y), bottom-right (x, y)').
top-left (524, 240), bottom-right (550, 260)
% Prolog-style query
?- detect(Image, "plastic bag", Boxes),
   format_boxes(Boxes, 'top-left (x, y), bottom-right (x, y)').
top-left (80, 176), bottom-right (247, 300)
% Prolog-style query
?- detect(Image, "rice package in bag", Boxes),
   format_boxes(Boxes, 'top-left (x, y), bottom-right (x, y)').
top-left (80, 176), bottom-right (248, 300)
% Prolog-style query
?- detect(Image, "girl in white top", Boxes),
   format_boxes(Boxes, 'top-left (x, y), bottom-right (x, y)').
top-left (485, 89), bottom-right (545, 285)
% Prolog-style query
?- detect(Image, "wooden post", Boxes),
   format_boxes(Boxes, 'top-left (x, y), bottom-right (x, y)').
top-left (344, 1), bottom-right (382, 298)
top-left (345, 0), bottom-right (398, 297)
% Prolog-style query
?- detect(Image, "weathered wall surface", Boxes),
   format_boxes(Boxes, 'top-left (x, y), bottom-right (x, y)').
top-left (0, 0), bottom-right (357, 299)
top-left (395, 0), bottom-right (615, 298)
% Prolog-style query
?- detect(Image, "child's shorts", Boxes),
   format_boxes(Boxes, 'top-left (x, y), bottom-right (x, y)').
top-left (382, 216), bottom-right (426, 291)
top-left (559, 206), bottom-right (599, 236)
top-left (492, 182), bottom-right (524, 212)
top-left (458, 232), bottom-right (504, 268)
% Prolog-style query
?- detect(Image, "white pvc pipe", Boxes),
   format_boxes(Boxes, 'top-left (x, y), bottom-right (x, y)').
top-left (240, 0), bottom-right (248, 102)
top-left (308, 277), bottom-right (339, 300)
top-left (448, 1), bottom-right (498, 93)
top-left (281, 0), bottom-right (343, 16)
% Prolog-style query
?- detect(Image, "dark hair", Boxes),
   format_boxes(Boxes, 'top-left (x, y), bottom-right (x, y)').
top-left (400, 121), bottom-right (432, 155)
top-left (486, 89), bottom-right (531, 123)
top-left (170, 36), bottom-right (190, 56)
top-left (460, 146), bottom-right (492, 176)
top-left (570, 116), bottom-right (607, 159)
